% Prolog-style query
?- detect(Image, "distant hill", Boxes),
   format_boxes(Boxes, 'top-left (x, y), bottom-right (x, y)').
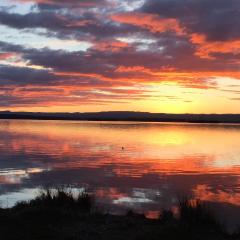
top-left (1, 111), bottom-right (240, 123)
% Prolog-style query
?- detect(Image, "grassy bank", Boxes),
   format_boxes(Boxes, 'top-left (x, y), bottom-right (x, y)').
top-left (0, 189), bottom-right (239, 240)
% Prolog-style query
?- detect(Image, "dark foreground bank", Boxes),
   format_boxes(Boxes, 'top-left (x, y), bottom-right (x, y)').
top-left (0, 189), bottom-right (239, 240)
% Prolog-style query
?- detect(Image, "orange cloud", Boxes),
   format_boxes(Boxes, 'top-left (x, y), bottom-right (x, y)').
top-left (111, 13), bottom-right (185, 35)
top-left (114, 65), bottom-right (240, 88)
top-left (193, 184), bottom-right (240, 206)
top-left (115, 66), bottom-right (151, 73)
top-left (91, 40), bottom-right (129, 52)
top-left (0, 52), bottom-right (15, 60)
top-left (190, 33), bottom-right (240, 59)
top-left (66, 20), bottom-right (94, 27)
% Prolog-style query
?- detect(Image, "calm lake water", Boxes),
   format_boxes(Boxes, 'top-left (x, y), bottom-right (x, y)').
top-left (0, 120), bottom-right (240, 229)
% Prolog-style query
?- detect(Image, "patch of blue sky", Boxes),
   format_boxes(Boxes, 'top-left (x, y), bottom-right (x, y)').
top-left (0, 25), bottom-right (92, 52)
top-left (96, 0), bottom-right (145, 15)
top-left (0, 0), bottom-right (37, 14)
top-left (117, 35), bottom-right (157, 51)
top-left (115, 0), bottom-right (145, 11)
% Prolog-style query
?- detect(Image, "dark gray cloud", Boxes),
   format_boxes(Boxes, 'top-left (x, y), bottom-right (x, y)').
top-left (35, 0), bottom-right (107, 9)
top-left (0, 11), bottom-right (66, 29)
top-left (0, 9), bottom-right (139, 41)
top-left (0, 37), bottom-right (238, 89)
top-left (142, 0), bottom-right (240, 41)
top-left (0, 65), bottom-right (58, 85)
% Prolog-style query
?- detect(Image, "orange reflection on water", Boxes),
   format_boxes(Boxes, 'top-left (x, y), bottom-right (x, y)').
top-left (193, 184), bottom-right (240, 206)
top-left (0, 120), bottom-right (240, 210)
top-left (1, 120), bottom-right (240, 174)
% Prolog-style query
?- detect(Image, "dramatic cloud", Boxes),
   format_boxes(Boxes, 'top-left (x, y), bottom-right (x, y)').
top-left (111, 13), bottom-right (185, 35)
top-left (0, 0), bottom-right (239, 112)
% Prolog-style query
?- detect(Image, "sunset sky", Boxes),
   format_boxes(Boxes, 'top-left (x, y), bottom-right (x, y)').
top-left (0, 0), bottom-right (240, 113)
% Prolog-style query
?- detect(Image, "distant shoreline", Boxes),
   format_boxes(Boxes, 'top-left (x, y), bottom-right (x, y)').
top-left (1, 117), bottom-right (240, 125)
top-left (1, 111), bottom-right (240, 123)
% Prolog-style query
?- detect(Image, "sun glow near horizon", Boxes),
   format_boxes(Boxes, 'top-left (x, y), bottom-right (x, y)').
top-left (2, 77), bottom-right (240, 114)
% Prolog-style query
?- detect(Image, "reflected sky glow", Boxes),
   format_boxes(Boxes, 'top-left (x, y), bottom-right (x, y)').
top-left (0, 120), bottom-right (240, 228)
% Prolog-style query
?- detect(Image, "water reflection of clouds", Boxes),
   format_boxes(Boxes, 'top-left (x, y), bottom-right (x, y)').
top-left (0, 120), bottom-right (240, 228)
top-left (0, 168), bottom-right (47, 185)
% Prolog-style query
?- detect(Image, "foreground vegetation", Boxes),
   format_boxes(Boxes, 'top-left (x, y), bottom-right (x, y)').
top-left (0, 189), bottom-right (239, 240)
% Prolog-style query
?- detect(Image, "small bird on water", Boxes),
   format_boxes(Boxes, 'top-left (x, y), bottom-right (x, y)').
top-left (121, 147), bottom-right (124, 150)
